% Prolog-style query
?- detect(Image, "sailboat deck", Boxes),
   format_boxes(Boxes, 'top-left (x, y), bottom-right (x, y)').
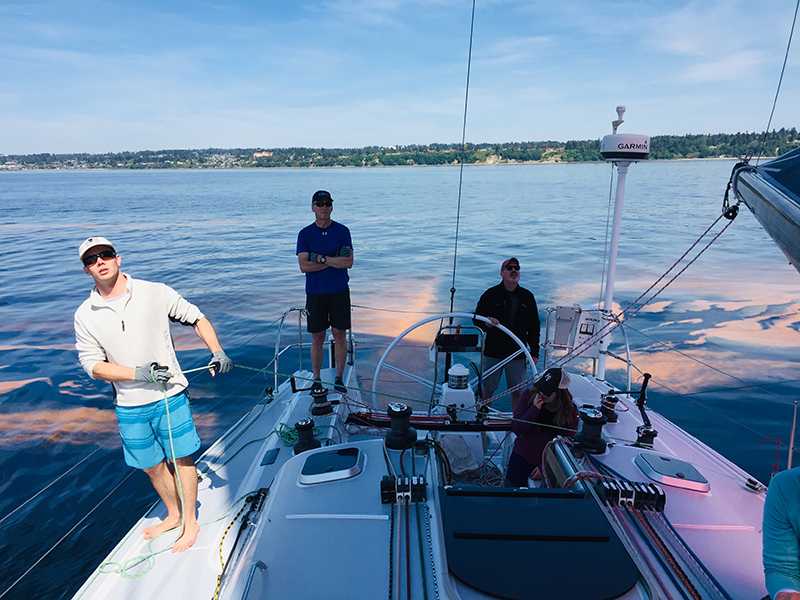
top-left (73, 352), bottom-right (768, 600)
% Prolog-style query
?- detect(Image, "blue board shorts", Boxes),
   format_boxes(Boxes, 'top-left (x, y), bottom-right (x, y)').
top-left (115, 391), bottom-right (201, 470)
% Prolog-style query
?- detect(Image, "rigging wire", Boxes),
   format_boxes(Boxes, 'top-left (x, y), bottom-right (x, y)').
top-left (449, 0), bottom-right (477, 313)
top-left (0, 470), bottom-right (138, 600)
top-left (550, 210), bottom-right (736, 371)
top-left (623, 321), bottom-right (793, 400)
top-left (0, 435), bottom-right (117, 528)
top-left (352, 303), bottom-right (450, 316)
top-left (756, 0), bottom-right (800, 165)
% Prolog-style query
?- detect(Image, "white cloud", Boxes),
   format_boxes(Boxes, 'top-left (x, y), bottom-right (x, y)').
top-left (684, 50), bottom-right (765, 83)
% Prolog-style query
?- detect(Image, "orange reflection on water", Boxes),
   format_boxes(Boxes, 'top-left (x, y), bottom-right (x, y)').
top-left (58, 379), bottom-right (107, 399)
top-left (0, 377), bottom-right (53, 395)
top-left (550, 277), bottom-right (800, 398)
top-left (353, 277), bottom-right (445, 343)
top-left (172, 337), bottom-right (212, 352)
top-left (693, 305), bottom-right (800, 349)
top-left (0, 404), bottom-right (224, 448)
top-left (617, 346), bottom-right (799, 398)
top-left (0, 343), bottom-right (75, 352)
top-left (0, 407), bottom-right (117, 447)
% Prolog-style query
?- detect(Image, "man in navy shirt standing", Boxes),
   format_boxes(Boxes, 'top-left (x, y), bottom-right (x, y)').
top-left (296, 190), bottom-right (354, 393)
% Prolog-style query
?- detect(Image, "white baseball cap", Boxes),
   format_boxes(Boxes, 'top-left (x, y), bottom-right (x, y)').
top-left (78, 236), bottom-right (116, 262)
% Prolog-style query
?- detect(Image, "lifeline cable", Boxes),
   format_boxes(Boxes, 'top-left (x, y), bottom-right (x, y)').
top-left (0, 434), bottom-right (118, 527)
top-left (352, 303), bottom-right (451, 316)
top-left (4, 362), bottom-right (223, 597)
top-left (0, 470), bottom-right (138, 600)
top-left (4, 359), bottom-right (247, 596)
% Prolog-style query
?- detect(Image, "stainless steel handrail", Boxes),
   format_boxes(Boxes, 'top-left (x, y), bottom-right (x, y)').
top-left (273, 307), bottom-right (307, 391)
top-left (272, 307), bottom-right (355, 390)
top-left (542, 305), bottom-right (632, 390)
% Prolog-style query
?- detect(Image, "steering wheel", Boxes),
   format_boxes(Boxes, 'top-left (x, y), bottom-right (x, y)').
top-left (370, 312), bottom-right (538, 409)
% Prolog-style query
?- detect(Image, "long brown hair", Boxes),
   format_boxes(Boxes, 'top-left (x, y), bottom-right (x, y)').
top-left (528, 386), bottom-right (575, 429)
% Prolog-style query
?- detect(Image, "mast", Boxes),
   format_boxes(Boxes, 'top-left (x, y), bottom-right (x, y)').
top-left (596, 106), bottom-right (649, 381)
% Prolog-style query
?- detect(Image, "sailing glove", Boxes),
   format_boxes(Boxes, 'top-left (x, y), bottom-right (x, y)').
top-left (337, 247), bottom-right (352, 257)
top-left (134, 362), bottom-right (172, 384)
top-left (209, 350), bottom-right (233, 374)
top-left (308, 252), bottom-right (320, 263)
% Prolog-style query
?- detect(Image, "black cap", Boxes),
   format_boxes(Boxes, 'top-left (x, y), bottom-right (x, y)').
top-left (534, 367), bottom-right (571, 396)
top-left (312, 190), bottom-right (333, 203)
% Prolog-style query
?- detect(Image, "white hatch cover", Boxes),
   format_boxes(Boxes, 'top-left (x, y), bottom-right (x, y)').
top-left (298, 447), bottom-right (365, 485)
top-left (634, 453), bottom-right (710, 492)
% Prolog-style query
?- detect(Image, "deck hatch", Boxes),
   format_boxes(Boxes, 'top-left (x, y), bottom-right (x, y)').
top-left (634, 453), bottom-right (710, 492)
top-left (298, 447), bottom-right (364, 485)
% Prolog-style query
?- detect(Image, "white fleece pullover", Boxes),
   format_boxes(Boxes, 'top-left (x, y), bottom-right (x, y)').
top-left (74, 274), bottom-right (204, 407)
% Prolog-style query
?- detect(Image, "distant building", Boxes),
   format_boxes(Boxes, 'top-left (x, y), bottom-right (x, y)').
top-left (254, 151), bottom-right (273, 158)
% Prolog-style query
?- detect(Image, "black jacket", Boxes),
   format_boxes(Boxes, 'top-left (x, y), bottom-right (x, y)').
top-left (473, 283), bottom-right (540, 360)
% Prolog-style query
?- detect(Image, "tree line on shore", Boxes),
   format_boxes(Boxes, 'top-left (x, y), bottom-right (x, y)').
top-left (3, 128), bottom-right (798, 170)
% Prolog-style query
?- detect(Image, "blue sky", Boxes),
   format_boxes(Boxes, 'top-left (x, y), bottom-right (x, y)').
top-left (1, 0), bottom-right (798, 154)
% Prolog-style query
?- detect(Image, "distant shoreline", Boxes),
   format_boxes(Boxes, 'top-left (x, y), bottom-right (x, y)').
top-left (2, 129), bottom-right (796, 170)
top-left (0, 155), bottom-right (745, 172)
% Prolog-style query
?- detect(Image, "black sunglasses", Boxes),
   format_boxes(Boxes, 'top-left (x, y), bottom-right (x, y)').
top-left (83, 249), bottom-right (117, 266)
top-left (505, 264), bottom-right (520, 271)
top-left (314, 201), bottom-right (333, 207)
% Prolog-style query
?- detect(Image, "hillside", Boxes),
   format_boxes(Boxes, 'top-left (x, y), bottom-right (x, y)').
top-left (2, 129), bottom-right (797, 170)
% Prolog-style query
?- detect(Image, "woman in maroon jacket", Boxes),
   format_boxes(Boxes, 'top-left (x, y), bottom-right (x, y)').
top-left (505, 367), bottom-right (579, 487)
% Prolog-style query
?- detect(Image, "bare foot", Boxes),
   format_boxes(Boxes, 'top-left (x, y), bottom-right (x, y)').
top-left (171, 521), bottom-right (200, 553)
top-left (142, 515), bottom-right (181, 540)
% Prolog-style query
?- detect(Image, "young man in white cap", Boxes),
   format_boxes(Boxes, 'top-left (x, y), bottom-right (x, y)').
top-left (474, 257), bottom-right (540, 410)
top-left (296, 190), bottom-right (354, 393)
top-left (73, 236), bottom-right (233, 553)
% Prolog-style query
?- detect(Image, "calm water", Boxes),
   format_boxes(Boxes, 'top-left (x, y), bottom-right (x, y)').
top-left (1, 162), bottom-right (799, 598)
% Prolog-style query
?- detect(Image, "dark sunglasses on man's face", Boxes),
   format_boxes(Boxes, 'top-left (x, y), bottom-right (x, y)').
top-left (83, 249), bottom-right (117, 267)
top-left (505, 265), bottom-right (520, 271)
top-left (314, 201), bottom-right (333, 207)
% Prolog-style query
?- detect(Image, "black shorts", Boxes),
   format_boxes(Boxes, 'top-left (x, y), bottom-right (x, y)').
top-left (306, 289), bottom-right (351, 333)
